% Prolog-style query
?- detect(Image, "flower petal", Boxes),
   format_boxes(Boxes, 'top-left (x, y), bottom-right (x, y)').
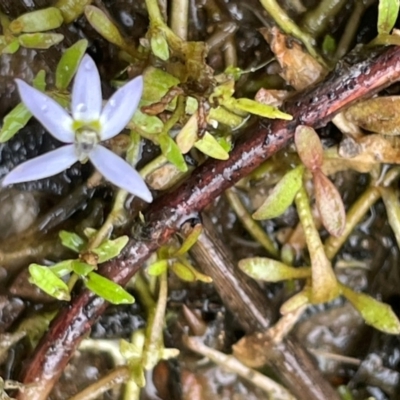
top-left (89, 145), bottom-right (152, 202)
top-left (15, 79), bottom-right (74, 143)
top-left (99, 76), bottom-right (143, 140)
top-left (71, 54), bottom-right (102, 123)
top-left (2, 145), bottom-right (77, 186)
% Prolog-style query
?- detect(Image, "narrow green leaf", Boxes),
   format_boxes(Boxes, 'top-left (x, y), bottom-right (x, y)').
top-left (239, 257), bottom-right (311, 282)
top-left (49, 259), bottom-right (74, 277)
top-left (150, 31), bottom-right (169, 60)
top-left (29, 264), bottom-right (70, 301)
top-left (378, 0), bottom-right (400, 35)
top-left (253, 165), bottom-right (304, 220)
top-left (381, 187), bottom-right (400, 249)
top-left (0, 103), bottom-right (32, 143)
top-left (176, 113), bottom-right (198, 154)
top-left (341, 284), bottom-right (400, 334)
top-left (71, 260), bottom-right (95, 276)
top-left (230, 98), bottom-right (292, 120)
top-left (32, 70), bottom-right (46, 91)
top-left (194, 132), bottom-right (230, 160)
top-left (56, 39), bottom-right (88, 90)
top-left (147, 259), bottom-right (169, 276)
top-left (92, 236), bottom-right (129, 263)
top-left (59, 230), bottom-right (85, 253)
top-left (84, 5), bottom-right (129, 50)
top-left (1, 38), bottom-right (20, 54)
top-left (55, 0), bottom-right (92, 23)
top-left (18, 33), bottom-right (64, 49)
top-left (10, 7), bottom-right (63, 34)
top-left (85, 272), bottom-right (135, 304)
top-left (295, 125), bottom-right (323, 171)
top-left (295, 186), bottom-right (340, 303)
top-left (174, 225), bottom-right (203, 256)
top-left (158, 134), bottom-right (187, 172)
top-left (313, 169), bottom-right (346, 237)
top-left (171, 261), bottom-right (196, 282)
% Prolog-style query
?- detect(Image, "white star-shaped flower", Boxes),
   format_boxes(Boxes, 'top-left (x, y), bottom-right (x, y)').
top-left (2, 54), bottom-right (152, 203)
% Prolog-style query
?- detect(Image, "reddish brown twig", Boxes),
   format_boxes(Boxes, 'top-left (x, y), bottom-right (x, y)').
top-left (18, 46), bottom-right (400, 400)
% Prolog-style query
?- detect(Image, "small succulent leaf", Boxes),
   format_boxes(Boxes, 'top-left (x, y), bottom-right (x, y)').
top-left (32, 70), bottom-right (46, 91)
top-left (2, 38), bottom-right (20, 54)
top-left (176, 112), bottom-right (198, 153)
top-left (29, 264), bottom-right (71, 301)
top-left (83, 227), bottom-right (97, 239)
top-left (253, 165), bottom-right (304, 220)
top-left (313, 169), bottom-right (346, 237)
top-left (295, 125), bottom-right (323, 171)
top-left (55, 0), bottom-right (92, 23)
top-left (238, 257), bottom-right (311, 282)
top-left (194, 132), bottom-right (230, 160)
top-left (0, 103), bottom-right (32, 143)
top-left (132, 109), bottom-right (164, 135)
top-left (49, 260), bottom-right (74, 277)
top-left (89, 145), bottom-right (153, 202)
top-left (280, 288), bottom-right (311, 315)
top-left (150, 31), bottom-right (170, 60)
top-left (142, 67), bottom-right (179, 104)
top-left (15, 79), bottom-right (75, 143)
top-left (18, 33), bottom-right (64, 49)
top-left (158, 134), bottom-right (188, 172)
top-left (171, 261), bottom-right (196, 282)
top-left (84, 6), bottom-right (129, 50)
top-left (56, 39), bottom-right (88, 90)
top-left (380, 187), bottom-right (400, 248)
top-left (2, 145), bottom-right (77, 186)
top-left (71, 54), bottom-right (102, 123)
top-left (322, 34), bottom-right (336, 55)
top-left (10, 7), bottom-right (63, 34)
top-left (71, 260), bottom-right (95, 276)
top-left (175, 260), bottom-right (212, 283)
top-left (84, 271), bottom-right (135, 304)
top-left (174, 225), bottom-right (203, 256)
top-left (92, 236), bottom-right (129, 263)
top-left (341, 284), bottom-right (400, 334)
top-left (295, 187), bottom-right (340, 303)
top-left (147, 259), bottom-right (169, 276)
top-left (59, 230), bottom-right (86, 253)
top-left (100, 76), bottom-right (143, 140)
top-left (378, 0), bottom-right (400, 35)
top-left (230, 98), bottom-right (292, 120)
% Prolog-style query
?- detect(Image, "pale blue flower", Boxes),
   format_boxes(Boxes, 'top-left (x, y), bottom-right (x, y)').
top-left (2, 55), bottom-right (152, 203)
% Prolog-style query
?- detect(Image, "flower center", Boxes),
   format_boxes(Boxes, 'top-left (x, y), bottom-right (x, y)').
top-left (74, 128), bottom-right (99, 162)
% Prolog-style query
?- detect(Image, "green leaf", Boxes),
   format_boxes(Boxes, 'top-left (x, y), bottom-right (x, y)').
top-left (92, 236), bottom-right (129, 263)
top-left (10, 7), bottom-right (63, 34)
top-left (147, 259), bottom-right (169, 276)
top-left (239, 257), bottom-right (311, 282)
top-left (55, 0), bottom-right (92, 23)
top-left (380, 187), bottom-right (400, 249)
top-left (150, 31), bottom-right (169, 61)
top-left (341, 284), bottom-right (400, 334)
top-left (171, 261), bottom-right (196, 282)
top-left (322, 34), bottom-right (336, 55)
top-left (280, 288), bottom-right (311, 314)
top-left (56, 39), bottom-right (88, 90)
top-left (194, 132), bottom-right (230, 160)
top-left (0, 103), bottom-right (32, 143)
top-left (174, 225), bottom-right (202, 256)
top-left (158, 134), bottom-right (187, 172)
top-left (71, 260), bottom-right (95, 276)
top-left (29, 264), bottom-right (71, 301)
top-left (84, 272), bottom-right (135, 304)
top-left (18, 33), bottom-right (64, 49)
top-left (49, 259), bottom-right (74, 277)
top-left (229, 97), bottom-right (292, 120)
top-left (253, 165), bottom-right (304, 220)
top-left (295, 125), bottom-right (323, 171)
top-left (313, 169), bottom-right (346, 237)
top-left (84, 5), bottom-right (129, 50)
top-left (132, 109), bottom-right (164, 135)
top-left (59, 230), bottom-right (85, 253)
top-left (1, 38), bottom-right (20, 54)
top-left (32, 70), bottom-right (46, 91)
top-left (295, 186), bottom-right (340, 303)
top-left (378, 0), bottom-right (400, 35)
top-left (176, 113), bottom-right (198, 154)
